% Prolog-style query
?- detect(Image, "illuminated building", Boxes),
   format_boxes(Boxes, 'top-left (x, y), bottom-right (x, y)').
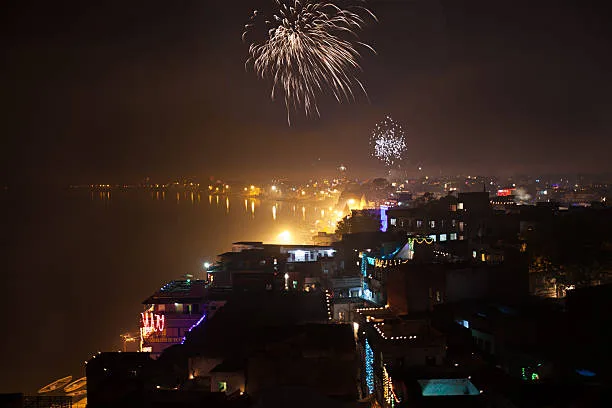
top-left (210, 242), bottom-right (337, 291)
top-left (354, 307), bottom-right (447, 405)
top-left (387, 195), bottom-right (462, 243)
top-left (140, 280), bottom-right (226, 357)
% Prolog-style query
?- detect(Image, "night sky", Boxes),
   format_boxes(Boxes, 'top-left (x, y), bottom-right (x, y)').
top-left (2, 0), bottom-right (612, 184)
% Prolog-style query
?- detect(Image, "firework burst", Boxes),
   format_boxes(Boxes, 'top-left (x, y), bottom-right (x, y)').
top-left (243, 1), bottom-right (376, 123)
top-left (370, 116), bottom-right (406, 167)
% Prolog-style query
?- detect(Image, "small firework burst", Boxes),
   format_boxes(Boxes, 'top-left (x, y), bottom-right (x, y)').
top-left (370, 116), bottom-right (406, 167)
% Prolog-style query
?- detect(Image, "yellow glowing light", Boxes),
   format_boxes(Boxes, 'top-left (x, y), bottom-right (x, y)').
top-left (348, 198), bottom-right (355, 205)
top-left (277, 230), bottom-right (291, 244)
top-left (250, 185), bottom-right (255, 190)
top-left (271, 185), bottom-right (277, 191)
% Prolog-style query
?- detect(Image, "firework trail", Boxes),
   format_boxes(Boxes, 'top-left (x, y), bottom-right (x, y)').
top-left (243, 1), bottom-right (376, 124)
top-left (370, 116), bottom-right (406, 167)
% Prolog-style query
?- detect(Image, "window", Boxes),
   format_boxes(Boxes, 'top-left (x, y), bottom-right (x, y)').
top-left (416, 220), bottom-right (423, 228)
top-left (458, 202), bottom-right (464, 210)
top-left (459, 221), bottom-right (465, 231)
top-left (472, 250), bottom-right (477, 258)
top-left (156, 304), bottom-right (165, 312)
top-left (390, 218), bottom-right (397, 226)
top-left (450, 204), bottom-right (457, 212)
top-left (451, 219), bottom-right (456, 227)
top-left (429, 220), bottom-right (436, 228)
top-left (174, 303), bottom-right (183, 313)
top-left (218, 381), bottom-right (227, 392)
top-left (450, 233), bottom-right (457, 240)
top-left (428, 234), bottom-right (437, 242)
top-left (439, 234), bottom-right (447, 242)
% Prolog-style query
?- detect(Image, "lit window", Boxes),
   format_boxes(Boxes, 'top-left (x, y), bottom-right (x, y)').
top-left (439, 234), bottom-right (447, 242)
top-left (218, 381), bottom-right (227, 392)
top-left (481, 253), bottom-right (486, 262)
top-left (472, 251), bottom-right (477, 258)
top-left (458, 202), bottom-right (464, 210)
top-left (174, 303), bottom-right (183, 313)
top-left (428, 234), bottom-right (437, 242)
top-left (416, 220), bottom-right (423, 228)
top-left (451, 219), bottom-right (456, 227)
top-left (390, 218), bottom-right (397, 226)
top-left (459, 222), bottom-right (464, 231)
top-left (429, 220), bottom-right (436, 228)
top-left (450, 204), bottom-right (457, 212)
top-left (450, 233), bottom-right (457, 240)
top-left (157, 304), bottom-right (165, 312)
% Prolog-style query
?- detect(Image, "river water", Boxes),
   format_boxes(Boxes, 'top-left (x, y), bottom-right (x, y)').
top-left (0, 188), bottom-right (336, 393)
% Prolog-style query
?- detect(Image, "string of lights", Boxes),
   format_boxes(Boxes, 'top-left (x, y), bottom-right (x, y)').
top-left (365, 339), bottom-right (374, 394)
top-left (383, 365), bottom-right (400, 406)
top-left (180, 314), bottom-right (207, 345)
top-left (373, 323), bottom-right (418, 341)
top-left (374, 258), bottom-right (410, 268)
top-left (325, 290), bottom-right (332, 320)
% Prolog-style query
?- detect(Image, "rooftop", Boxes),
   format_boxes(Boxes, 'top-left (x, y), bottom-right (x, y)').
top-left (417, 378), bottom-right (481, 397)
top-left (142, 280), bottom-right (208, 304)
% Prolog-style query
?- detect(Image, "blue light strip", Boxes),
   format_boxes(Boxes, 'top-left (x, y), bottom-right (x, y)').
top-left (380, 205), bottom-right (388, 232)
top-left (365, 339), bottom-right (374, 394)
top-left (180, 314), bottom-right (206, 344)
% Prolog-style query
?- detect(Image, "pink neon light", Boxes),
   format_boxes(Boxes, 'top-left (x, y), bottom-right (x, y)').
top-left (141, 312), bottom-right (165, 335)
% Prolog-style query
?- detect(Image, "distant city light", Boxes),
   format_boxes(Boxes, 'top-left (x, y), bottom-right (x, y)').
top-left (203, 262), bottom-right (210, 269)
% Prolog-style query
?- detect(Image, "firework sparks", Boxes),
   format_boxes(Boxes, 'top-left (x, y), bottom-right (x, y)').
top-left (370, 116), bottom-right (406, 167)
top-left (243, 1), bottom-right (376, 123)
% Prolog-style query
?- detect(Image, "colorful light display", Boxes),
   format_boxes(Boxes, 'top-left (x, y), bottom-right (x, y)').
top-left (365, 339), bottom-right (374, 394)
top-left (140, 312), bottom-right (165, 338)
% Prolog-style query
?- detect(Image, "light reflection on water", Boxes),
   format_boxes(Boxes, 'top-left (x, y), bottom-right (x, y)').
top-left (92, 190), bottom-right (339, 245)
top-left (1, 188), bottom-right (344, 393)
